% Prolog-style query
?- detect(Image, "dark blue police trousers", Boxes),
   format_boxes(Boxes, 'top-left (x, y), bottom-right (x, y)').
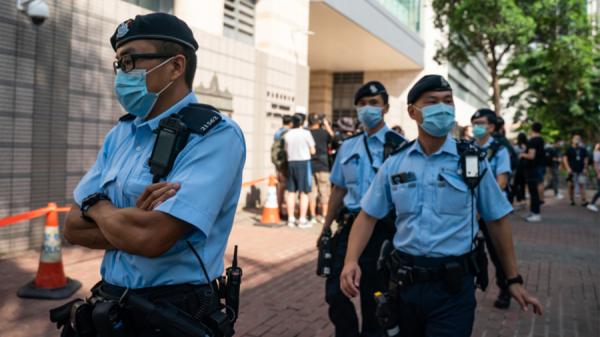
top-left (325, 224), bottom-right (387, 337)
top-left (394, 276), bottom-right (476, 337)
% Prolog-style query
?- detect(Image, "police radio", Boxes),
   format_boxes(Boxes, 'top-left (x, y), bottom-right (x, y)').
top-left (225, 245), bottom-right (242, 322)
top-left (148, 115), bottom-right (190, 183)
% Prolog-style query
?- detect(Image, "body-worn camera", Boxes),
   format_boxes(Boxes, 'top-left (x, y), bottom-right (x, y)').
top-left (148, 116), bottom-right (190, 183)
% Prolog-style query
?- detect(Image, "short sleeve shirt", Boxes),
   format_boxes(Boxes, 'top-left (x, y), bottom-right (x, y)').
top-left (74, 92), bottom-right (247, 288)
top-left (284, 128), bottom-right (315, 161)
top-left (360, 136), bottom-right (513, 257)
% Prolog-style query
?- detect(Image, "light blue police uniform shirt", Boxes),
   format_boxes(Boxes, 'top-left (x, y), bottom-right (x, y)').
top-left (330, 125), bottom-right (404, 211)
top-left (361, 135), bottom-right (512, 257)
top-left (74, 92), bottom-right (246, 288)
top-left (478, 137), bottom-right (511, 177)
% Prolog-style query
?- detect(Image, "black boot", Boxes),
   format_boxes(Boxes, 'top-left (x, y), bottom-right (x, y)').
top-left (494, 289), bottom-right (511, 309)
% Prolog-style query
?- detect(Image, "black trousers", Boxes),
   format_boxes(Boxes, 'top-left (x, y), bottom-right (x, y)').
top-left (527, 179), bottom-right (541, 214)
top-left (325, 222), bottom-right (390, 337)
top-left (478, 219), bottom-right (507, 290)
top-left (394, 276), bottom-right (476, 337)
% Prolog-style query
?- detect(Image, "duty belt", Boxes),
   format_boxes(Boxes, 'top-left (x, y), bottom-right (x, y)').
top-left (389, 250), bottom-right (477, 284)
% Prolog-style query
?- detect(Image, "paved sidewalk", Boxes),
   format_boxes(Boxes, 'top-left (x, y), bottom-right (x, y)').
top-left (0, 195), bottom-right (598, 337)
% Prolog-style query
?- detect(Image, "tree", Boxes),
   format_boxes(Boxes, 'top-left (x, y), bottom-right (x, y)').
top-left (506, 0), bottom-right (600, 141)
top-left (432, 0), bottom-right (536, 114)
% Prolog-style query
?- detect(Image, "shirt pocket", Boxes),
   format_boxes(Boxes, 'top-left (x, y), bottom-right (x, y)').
top-left (391, 182), bottom-right (418, 215)
top-left (438, 171), bottom-right (470, 215)
top-left (341, 155), bottom-right (359, 184)
top-left (124, 166), bottom-right (154, 200)
top-left (100, 168), bottom-right (118, 191)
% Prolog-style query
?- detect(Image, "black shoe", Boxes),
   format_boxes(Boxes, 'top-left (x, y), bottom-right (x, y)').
top-left (582, 202), bottom-right (589, 207)
top-left (570, 201), bottom-right (576, 206)
top-left (494, 290), bottom-right (511, 309)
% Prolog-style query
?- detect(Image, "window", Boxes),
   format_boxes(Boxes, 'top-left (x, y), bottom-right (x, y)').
top-left (123, 0), bottom-right (174, 13)
top-left (223, 0), bottom-right (256, 44)
top-left (375, 0), bottom-right (421, 33)
top-left (332, 72), bottom-right (364, 121)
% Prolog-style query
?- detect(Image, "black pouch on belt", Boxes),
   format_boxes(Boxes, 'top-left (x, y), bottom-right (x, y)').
top-left (50, 298), bottom-right (96, 337)
top-left (443, 261), bottom-right (463, 295)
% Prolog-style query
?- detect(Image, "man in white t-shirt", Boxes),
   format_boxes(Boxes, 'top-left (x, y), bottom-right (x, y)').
top-left (284, 115), bottom-right (316, 228)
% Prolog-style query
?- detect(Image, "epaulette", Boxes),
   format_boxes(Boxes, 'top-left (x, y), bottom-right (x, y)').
top-left (118, 113), bottom-right (136, 122)
top-left (389, 140), bottom-right (415, 156)
top-left (384, 131), bottom-right (407, 160)
top-left (486, 139), bottom-right (503, 160)
top-left (344, 131), bottom-right (364, 140)
top-left (176, 103), bottom-right (223, 136)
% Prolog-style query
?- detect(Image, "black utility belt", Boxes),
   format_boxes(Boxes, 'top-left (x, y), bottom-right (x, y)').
top-left (385, 249), bottom-right (479, 298)
top-left (95, 280), bottom-right (218, 300)
top-left (337, 207), bottom-right (360, 228)
top-left (50, 280), bottom-right (232, 337)
top-left (389, 249), bottom-right (477, 284)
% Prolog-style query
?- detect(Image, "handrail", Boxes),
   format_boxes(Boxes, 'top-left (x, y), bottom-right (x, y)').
top-left (0, 203), bottom-right (71, 228)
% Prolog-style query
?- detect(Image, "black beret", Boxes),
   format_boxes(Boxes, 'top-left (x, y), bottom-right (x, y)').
top-left (407, 75), bottom-right (452, 104)
top-left (471, 108), bottom-right (497, 124)
top-left (354, 81), bottom-right (388, 105)
top-left (110, 13), bottom-right (198, 51)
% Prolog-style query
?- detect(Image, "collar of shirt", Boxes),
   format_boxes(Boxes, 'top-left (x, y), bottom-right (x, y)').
top-left (132, 91), bottom-right (198, 131)
top-left (408, 134), bottom-right (458, 158)
top-left (365, 124), bottom-right (390, 144)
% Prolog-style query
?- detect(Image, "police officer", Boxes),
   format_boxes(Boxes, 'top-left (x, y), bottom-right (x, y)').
top-left (471, 108), bottom-right (514, 309)
top-left (321, 81), bottom-right (405, 337)
top-left (340, 75), bottom-right (542, 337)
top-left (61, 13), bottom-right (246, 336)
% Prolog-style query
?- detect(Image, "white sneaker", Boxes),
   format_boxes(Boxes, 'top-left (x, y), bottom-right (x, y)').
top-left (297, 217), bottom-right (313, 229)
top-left (287, 217), bottom-right (297, 228)
top-left (556, 193), bottom-right (564, 200)
top-left (525, 214), bottom-right (542, 222)
top-left (587, 204), bottom-right (599, 212)
top-left (309, 217), bottom-right (318, 226)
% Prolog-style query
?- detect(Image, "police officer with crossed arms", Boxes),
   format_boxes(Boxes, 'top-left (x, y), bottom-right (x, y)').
top-left (61, 13), bottom-right (245, 337)
top-left (340, 75), bottom-right (542, 336)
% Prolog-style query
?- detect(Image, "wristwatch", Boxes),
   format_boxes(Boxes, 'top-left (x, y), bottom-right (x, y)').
top-left (81, 192), bottom-right (110, 221)
top-left (506, 274), bottom-right (524, 286)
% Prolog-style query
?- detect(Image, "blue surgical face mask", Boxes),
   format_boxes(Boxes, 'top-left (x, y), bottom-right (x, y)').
top-left (417, 103), bottom-right (456, 137)
top-left (472, 124), bottom-right (488, 139)
top-left (357, 105), bottom-right (383, 129)
top-left (114, 57), bottom-right (174, 119)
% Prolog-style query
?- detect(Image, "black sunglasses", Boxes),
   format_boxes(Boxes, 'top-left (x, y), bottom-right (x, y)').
top-left (113, 53), bottom-right (174, 74)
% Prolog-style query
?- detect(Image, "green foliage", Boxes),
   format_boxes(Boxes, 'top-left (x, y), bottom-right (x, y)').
top-left (506, 0), bottom-right (600, 142)
top-left (432, 0), bottom-right (536, 113)
top-left (433, 0), bottom-right (600, 142)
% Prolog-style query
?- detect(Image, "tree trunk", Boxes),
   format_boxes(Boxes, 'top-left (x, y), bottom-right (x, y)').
top-left (491, 66), bottom-right (501, 115)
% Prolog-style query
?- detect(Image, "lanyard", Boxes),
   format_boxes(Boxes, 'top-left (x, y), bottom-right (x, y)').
top-left (363, 135), bottom-right (378, 173)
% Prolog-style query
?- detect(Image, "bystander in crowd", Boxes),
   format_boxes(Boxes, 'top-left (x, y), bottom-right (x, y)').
top-left (307, 113), bottom-right (333, 225)
top-left (588, 143), bottom-right (600, 212)
top-left (520, 123), bottom-right (545, 222)
top-left (564, 134), bottom-right (590, 207)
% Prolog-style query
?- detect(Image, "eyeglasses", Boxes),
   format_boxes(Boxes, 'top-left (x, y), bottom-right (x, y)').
top-left (113, 53), bottom-right (174, 74)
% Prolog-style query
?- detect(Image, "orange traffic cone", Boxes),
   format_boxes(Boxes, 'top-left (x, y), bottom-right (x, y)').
top-left (256, 176), bottom-right (283, 228)
top-left (17, 203), bottom-right (81, 299)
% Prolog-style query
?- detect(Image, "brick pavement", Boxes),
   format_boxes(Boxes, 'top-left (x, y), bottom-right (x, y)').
top-left (0, 194), bottom-right (598, 337)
